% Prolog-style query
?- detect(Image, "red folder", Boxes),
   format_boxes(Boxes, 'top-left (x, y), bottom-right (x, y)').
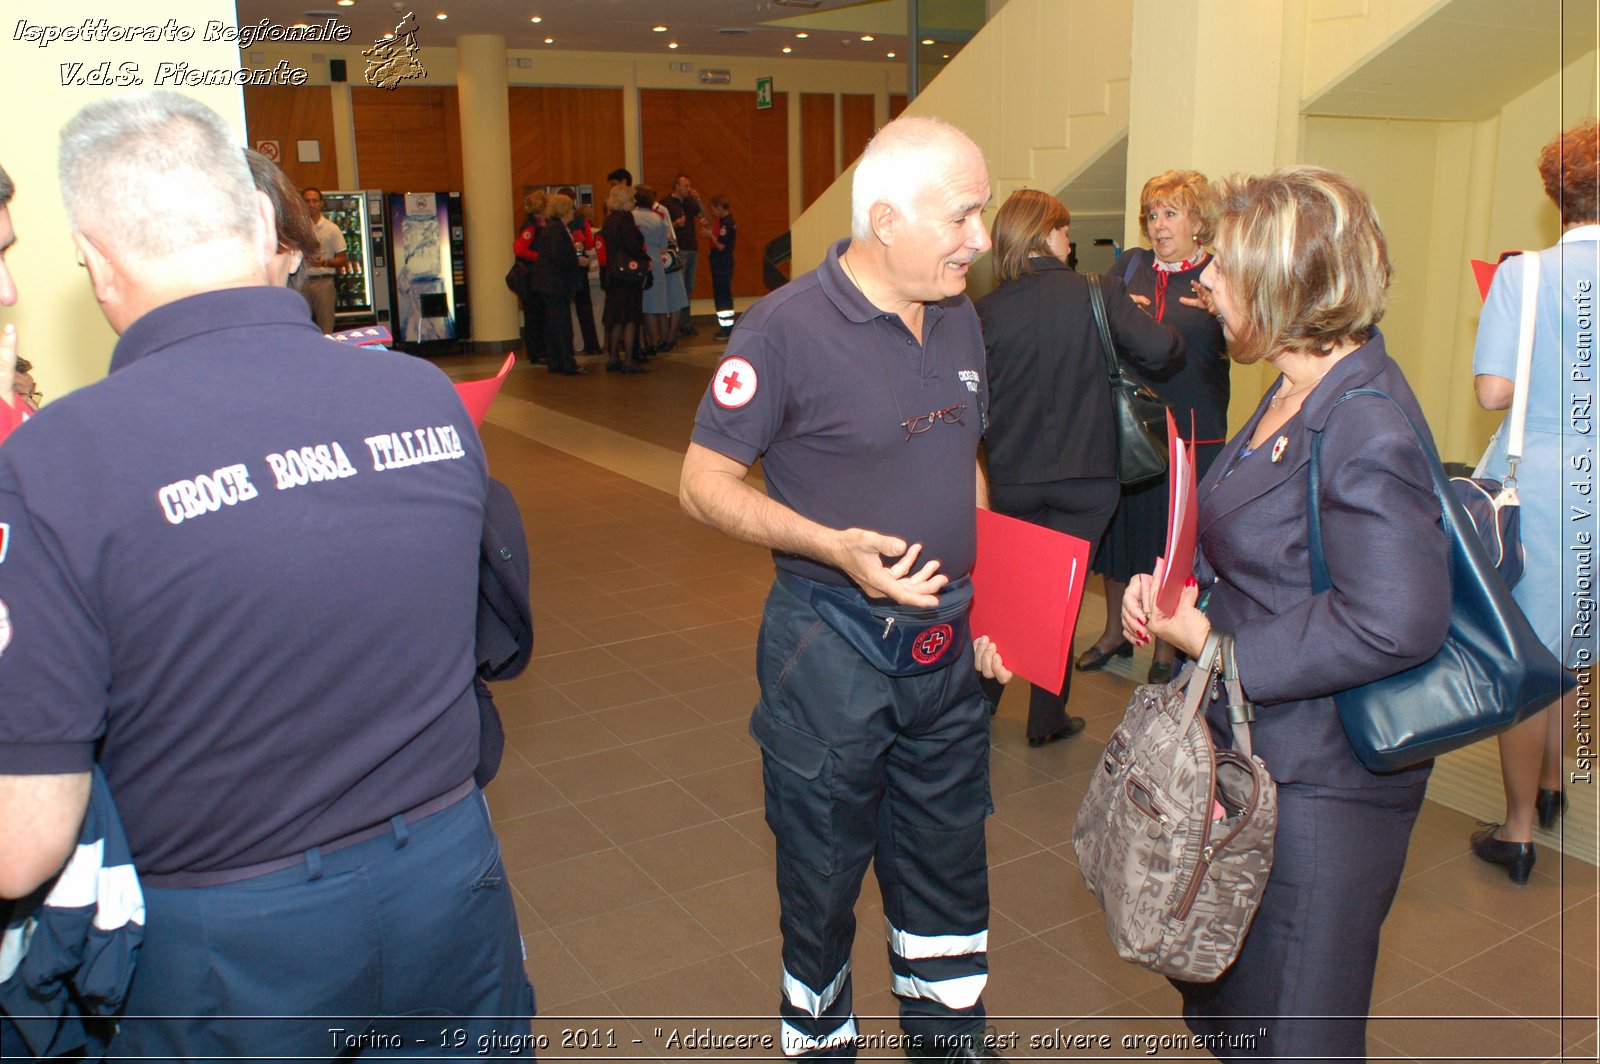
top-left (454, 353), bottom-right (515, 428)
top-left (970, 508), bottom-right (1092, 695)
top-left (1155, 410), bottom-right (1198, 616)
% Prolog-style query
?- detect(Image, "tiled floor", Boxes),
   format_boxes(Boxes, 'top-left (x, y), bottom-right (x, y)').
top-left (440, 331), bottom-right (1598, 1062)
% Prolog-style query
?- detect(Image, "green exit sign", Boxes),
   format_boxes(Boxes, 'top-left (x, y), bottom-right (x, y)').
top-left (756, 76), bottom-right (773, 110)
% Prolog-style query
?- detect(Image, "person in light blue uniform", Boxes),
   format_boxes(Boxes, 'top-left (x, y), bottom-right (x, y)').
top-left (1468, 119), bottom-right (1598, 881)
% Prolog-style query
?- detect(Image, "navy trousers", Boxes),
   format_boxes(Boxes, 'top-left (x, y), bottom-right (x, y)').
top-left (1177, 778), bottom-right (1427, 1062)
top-left (751, 576), bottom-right (992, 1060)
top-left (109, 789), bottom-right (534, 1061)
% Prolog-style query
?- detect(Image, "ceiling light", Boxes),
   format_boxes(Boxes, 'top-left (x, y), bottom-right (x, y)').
top-left (544, 37), bottom-right (554, 44)
top-left (782, 47), bottom-right (792, 53)
top-left (668, 41), bottom-right (679, 49)
top-left (860, 35), bottom-right (874, 42)
top-left (530, 16), bottom-right (541, 23)
top-left (337, 0), bottom-right (355, 6)
top-left (795, 32), bottom-right (809, 39)
top-left (886, 52), bottom-right (896, 58)
top-left (942, 53), bottom-right (951, 59)
top-left (653, 25), bottom-right (668, 32)
top-left (922, 39), bottom-right (935, 45)
top-left (435, 12), bottom-right (447, 19)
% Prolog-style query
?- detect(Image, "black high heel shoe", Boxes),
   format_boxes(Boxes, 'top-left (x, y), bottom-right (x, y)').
top-left (1535, 788), bottom-right (1567, 830)
top-left (1471, 823), bottom-right (1536, 884)
top-left (1075, 641), bottom-right (1133, 672)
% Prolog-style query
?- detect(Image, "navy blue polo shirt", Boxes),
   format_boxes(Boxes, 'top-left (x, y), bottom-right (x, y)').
top-left (692, 238), bottom-right (986, 585)
top-left (0, 287), bottom-right (487, 877)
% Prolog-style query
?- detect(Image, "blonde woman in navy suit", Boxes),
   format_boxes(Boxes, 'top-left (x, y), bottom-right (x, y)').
top-left (1122, 168), bottom-right (1451, 1062)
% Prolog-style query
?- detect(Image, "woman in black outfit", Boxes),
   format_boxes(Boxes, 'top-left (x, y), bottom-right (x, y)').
top-left (974, 189), bottom-right (1183, 746)
top-left (513, 189), bottom-right (547, 366)
top-left (598, 182), bottom-right (649, 374)
top-left (531, 194), bottom-right (584, 376)
top-left (1079, 170), bottom-right (1230, 683)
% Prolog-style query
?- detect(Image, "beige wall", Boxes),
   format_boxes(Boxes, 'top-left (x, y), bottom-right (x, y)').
top-left (791, 0), bottom-right (1134, 289)
top-left (2, 0), bottom-right (244, 397)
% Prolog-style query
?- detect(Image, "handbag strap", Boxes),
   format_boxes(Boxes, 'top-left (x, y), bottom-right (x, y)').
top-left (1307, 388), bottom-right (1465, 601)
top-left (1121, 247), bottom-right (1145, 286)
top-left (1084, 274), bottom-right (1124, 382)
top-left (1180, 632), bottom-right (1256, 758)
top-left (1504, 252), bottom-right (1539, 475)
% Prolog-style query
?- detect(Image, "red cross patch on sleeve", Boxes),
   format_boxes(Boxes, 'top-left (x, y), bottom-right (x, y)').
top-left (0, 522), bottom-right (9, 564)
top-left (712, 357), bottom-right (758, 409)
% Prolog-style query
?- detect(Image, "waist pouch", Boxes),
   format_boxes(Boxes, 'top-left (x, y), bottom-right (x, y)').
top-left (780, 571), bottom-right (972, 677)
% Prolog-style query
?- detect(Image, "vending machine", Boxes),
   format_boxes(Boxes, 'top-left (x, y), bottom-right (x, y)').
top-left (321, 190), bottom-right (391, 328)
top-left (386, 191), bottom-right (470, 352)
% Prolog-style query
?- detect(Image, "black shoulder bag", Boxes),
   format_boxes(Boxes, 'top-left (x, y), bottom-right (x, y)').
top-left (1086, 274), bottom-right (1168, 486)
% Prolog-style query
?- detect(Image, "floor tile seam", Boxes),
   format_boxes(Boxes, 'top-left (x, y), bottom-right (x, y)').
top-left (1433, 971), bottom-right (1592, 1025)
top-left (1011, 928), bottom-right (1141, 1001)
top-left (545, 892), bottom-right (729, 985)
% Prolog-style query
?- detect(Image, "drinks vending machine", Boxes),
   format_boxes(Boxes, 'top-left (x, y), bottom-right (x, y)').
top-left (321, 190), bottom-right (391, 329)
top-left (386, 191), bottom-right (470, 352)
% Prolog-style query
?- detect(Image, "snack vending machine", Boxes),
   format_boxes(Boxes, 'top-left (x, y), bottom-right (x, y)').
top-left (386, 191), bottom-right (470, 352)
top-left (321, 190), bottom-right (391, 328)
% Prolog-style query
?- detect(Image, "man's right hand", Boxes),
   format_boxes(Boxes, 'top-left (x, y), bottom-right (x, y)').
top-left (831, 529), bottom-right (947, 607)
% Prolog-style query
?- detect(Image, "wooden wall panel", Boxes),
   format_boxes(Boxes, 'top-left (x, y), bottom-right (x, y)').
top-left (508, 87), bottom-right (626, 224)
top-left (889, 94), bottom-right (909, 121)
top-left (841, 94), bottom-right (876, 168)
top-left (800, 93), bottom-right (837, 211)
top-left (243, 86), bottom-right (339, 192)
top-left (351, 86), bottom-right (464, 193)
top-left (640, 89), bottom-right (790, 300)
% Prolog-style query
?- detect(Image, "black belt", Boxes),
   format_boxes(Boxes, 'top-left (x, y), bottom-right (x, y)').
top-left (140, 779), bottom-right (476, 889)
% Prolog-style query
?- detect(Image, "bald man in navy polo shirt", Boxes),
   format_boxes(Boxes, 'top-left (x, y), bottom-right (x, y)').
top-left (0, 92), bottom-right (532, 1058)
top-left (681, 116), bottom-right (1011, 1063)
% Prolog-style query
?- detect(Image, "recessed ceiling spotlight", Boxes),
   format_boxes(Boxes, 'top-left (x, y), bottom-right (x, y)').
top-left (530, 16), bottom-right (541, 23)
top-left (942, 53), bottom-right (951, 59)
top-left (544, 37), bottom-right (554, 44)
top-left (860, 35), bottom-right (874, 42)
top-left (337, 0), bottom-right (355, 7)
top-left (795, 32), bottom-right (809, 39)
top-left (668, 41), bottom-right (679, 49)
top-left (435, 12), bottom-right (447, 20)
top-left (653, 25), bottom-right (668, 32)
top-left (921, 39), bottom-right (934, 45)
top-left (781, 46), bottom-right (792, 53)
top-left (886, 52), bottom-right (896, 58)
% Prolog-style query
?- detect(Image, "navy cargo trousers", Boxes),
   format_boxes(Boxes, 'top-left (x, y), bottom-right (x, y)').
top-left (749, 575), bottom-right (992, 1060)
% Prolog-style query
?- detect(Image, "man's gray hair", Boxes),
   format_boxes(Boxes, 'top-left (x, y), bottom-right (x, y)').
top-left (0, 163), bottom-right (13, 210)
top-left (59, 91), bottom-right (257, 261)
top-left (850, 115), bottom-right (977, 240)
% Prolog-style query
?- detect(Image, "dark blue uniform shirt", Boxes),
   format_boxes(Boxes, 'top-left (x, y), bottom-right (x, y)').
top-left (692, 238), bottom-right (986, 586)
top-left (0, 287), bottom-right (487, 877)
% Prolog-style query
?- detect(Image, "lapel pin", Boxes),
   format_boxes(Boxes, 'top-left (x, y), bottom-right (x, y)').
top-left (1270, 435), bottom-right (1289, 463)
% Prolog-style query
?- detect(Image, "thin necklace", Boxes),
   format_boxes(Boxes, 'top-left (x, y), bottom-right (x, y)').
top-left (1268, 367), bottom-right (1331, 406)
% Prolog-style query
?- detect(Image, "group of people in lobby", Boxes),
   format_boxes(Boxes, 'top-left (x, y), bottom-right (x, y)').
top-left (510, 170), bottom-right (739, 376)
top-left (0, 88), bottom-right (1590, 1064)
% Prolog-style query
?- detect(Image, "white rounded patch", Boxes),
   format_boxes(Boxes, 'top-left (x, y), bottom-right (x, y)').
top-left (712, 357), bottom-right (758, 409)
top-left (0, 598), bottom-right (10, 659)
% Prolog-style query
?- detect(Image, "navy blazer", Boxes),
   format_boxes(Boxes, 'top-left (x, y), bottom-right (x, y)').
top-left (1196, 332), bottom-right (1450, 788)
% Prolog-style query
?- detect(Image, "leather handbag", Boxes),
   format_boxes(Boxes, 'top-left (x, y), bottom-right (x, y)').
top-left (504, 258), bottom-right (530, 294)
top-left (1309, 389), bottom-right (1575, 774)
top-left (662, 242), bottom-right (685, 274)
top-left (1450, 251), bottom-right (1538, 589)
top-left (1086, 274), bottom-right (1169, 486)
top-left (1072, 633), bottom-right (1277, 981)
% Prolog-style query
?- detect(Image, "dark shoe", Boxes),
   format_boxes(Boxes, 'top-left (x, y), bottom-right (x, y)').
top-left (606, 361), bottom-right (647, 374)
top-left (678, 324), bottom-right (698, 336)
top-left (1471, 823), bottom-right (1536, 884)
top-left (1536, 788), bottom-right (1567, 829)
top-left (1147, 659), bottom-right (1177, 684)
top-left (1027, 717), bottom-right (1087, 747)
top-left (558, 366), bottom-right (588, 376)
top-left (714, 327), bottom-right (732, 341)
top-left (1075, 641), bottom-right (1132, 672)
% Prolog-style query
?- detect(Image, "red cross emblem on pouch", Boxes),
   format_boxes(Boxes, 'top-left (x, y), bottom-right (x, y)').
top-left (911, 623), bottom-right (954, 665)
top-left (713, 357), bottom-right (757, 409)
